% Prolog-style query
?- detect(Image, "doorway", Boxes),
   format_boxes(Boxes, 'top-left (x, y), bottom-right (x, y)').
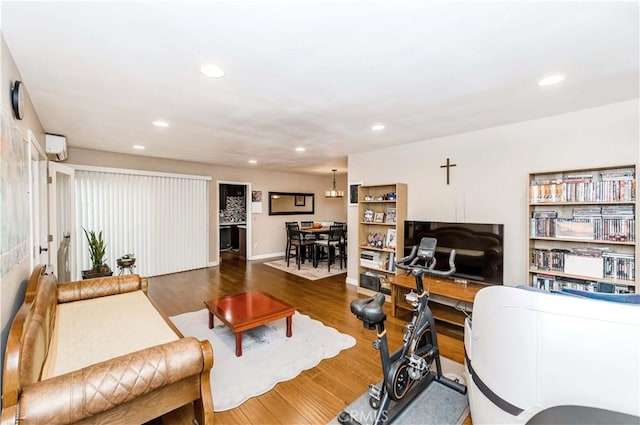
top-left (48, 162), bottom-right (75, 281)
top-left (217, 181), bottom-right (251, 262)
top-left (27, 131), bottom-right (48, 271)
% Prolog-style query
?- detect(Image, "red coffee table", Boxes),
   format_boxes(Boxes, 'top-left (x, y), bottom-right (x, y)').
top-left (203, 291), bottom-right (296, 357)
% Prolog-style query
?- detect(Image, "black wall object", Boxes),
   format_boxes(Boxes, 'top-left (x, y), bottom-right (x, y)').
top-left (11, 80), bottom-right (24, 120)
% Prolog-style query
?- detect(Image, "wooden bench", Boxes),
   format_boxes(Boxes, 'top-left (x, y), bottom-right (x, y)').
top-left (2, 265), bottom-right (214, 425)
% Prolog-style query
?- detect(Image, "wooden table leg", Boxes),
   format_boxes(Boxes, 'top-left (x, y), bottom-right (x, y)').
top-left (286, 315), bottom-right (293, 337)
top-left (391, 284), bottom-right (397, 318)
top-left (235, 332), bottom-right (243, 357)
top-left (208, 312), bottom-right (214, 329)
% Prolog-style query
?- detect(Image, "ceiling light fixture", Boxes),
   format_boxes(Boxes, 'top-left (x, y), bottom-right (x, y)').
top-left (537, 74), bottom-right (565, 86)
top-left (295, 147), bottom-right (306, 152)
top-left (133, 145), bottom-right (145, 150)
top-left (248, 159), bottom-right (257, 164)
top-left (200, 64), bottom-right (225, 78)
top-left (371, 124), bottom-right (385, 131)
top-left (325, 169), bottom-right (344, 198)
top-left (153, 120), bottom-right (169, 127)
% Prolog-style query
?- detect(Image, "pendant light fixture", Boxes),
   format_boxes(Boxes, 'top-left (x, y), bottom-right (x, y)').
top-left (325, 169), bottom-right (344, 198)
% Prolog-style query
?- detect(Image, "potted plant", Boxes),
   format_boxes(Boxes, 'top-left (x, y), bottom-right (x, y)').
top-left (82, 228), bottom-right (113, 279)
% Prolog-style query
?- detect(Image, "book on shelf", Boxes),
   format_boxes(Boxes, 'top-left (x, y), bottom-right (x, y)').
top-left (360, 259), bottom-right (383, 269)
top-left (531, 248), bottom-right (569, 272)
top-left (532, 273), bottom-right (556, 291)
top-left (600, 169), bottom-right (635, 181)
top-left (564, 254), bottom-right (603, 279)
top-left (555, 219), bottom-right (595, 240)
top-left (530, 171), bottom-right (636, 203)
top-left (555, 277), bottom-right (598, 292)
top-left (572, 206), bottom-right (602, 218)
top-left (563, 173), bottom-right (593, 182)
top-left (601, 205), bottom-right (634, 218)
top-left (384, 252), bottom-right (396, 272)
top-left (360, 252), bottom-right (396, 272)
top-left (602, 252), bottom-right (635, 281)
top-left (385, 207), bottom-right (397, 223)
top-left (530, 180), bottom-right (563, 202)
top-left (532, 210), bottom-right (558, 218)
top-left (360, 250), bottom-right (381, 262)
top-left (531, 217), bottom-right (556, 237)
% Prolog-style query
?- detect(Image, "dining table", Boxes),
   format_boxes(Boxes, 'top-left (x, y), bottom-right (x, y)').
top-left (300, 226), bottom-right (345, 269)
top-left (299, 226), bottom-right (331, 235)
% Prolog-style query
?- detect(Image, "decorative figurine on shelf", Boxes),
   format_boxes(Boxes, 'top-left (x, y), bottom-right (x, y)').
top-left (367, 232), bottom-right (385, 248)
top-left (363, 209), bottom-right (374, 222)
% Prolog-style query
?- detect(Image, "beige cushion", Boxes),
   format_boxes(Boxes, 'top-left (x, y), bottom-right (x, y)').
top-left (43, 291), bottom-right (178, 378)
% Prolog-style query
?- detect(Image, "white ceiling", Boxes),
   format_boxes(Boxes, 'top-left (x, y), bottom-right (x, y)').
top-left (2, 1), bottom-right (638, 176)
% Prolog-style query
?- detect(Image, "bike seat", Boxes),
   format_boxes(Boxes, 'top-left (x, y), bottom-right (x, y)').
top-left (351, 293), bottom-right (386, 325)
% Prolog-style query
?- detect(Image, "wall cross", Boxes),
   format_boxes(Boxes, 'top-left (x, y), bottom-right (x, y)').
top-left (440, 158), bottom-right (457, 185)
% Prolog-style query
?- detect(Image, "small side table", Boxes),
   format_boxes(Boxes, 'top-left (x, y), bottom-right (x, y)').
top-left (117, 258), bottom-right (136, 275)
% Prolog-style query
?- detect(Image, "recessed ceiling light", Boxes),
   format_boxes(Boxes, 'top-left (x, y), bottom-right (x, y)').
top-left (538, 75), bottom-right (565, 86)
top-left (133, 145), bottom-right (145, 150)
top-left (295, 147), bottom-right (306, 152)
top-left (153, 120), bottom-right (169, 127)
top-left (248, 159), bottom-right (257, 164)
top-left (200, 64), bottom-right (225, 78)
top-left (371, 124), bottom-right (385, 131)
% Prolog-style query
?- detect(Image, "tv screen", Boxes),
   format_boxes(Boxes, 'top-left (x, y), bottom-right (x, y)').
top-left (404, 221), bottom-right (504, 285)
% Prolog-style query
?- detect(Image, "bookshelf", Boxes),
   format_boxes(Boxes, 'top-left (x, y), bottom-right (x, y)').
top-left (357, 183), bottom-right (407, 297)
top-left (528, 165), bottom-right (637, 293)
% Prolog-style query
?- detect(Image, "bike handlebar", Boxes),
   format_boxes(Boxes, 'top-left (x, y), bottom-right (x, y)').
top-left (396, 237), bottom-right (456, 277)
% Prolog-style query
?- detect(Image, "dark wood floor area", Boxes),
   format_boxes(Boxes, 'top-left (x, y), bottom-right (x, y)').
top-left (148, 252), bottom-right (467, 425)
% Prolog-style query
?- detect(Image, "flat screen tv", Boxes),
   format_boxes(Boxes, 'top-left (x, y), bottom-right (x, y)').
top-left (404, 221), bottom-right (504, 285)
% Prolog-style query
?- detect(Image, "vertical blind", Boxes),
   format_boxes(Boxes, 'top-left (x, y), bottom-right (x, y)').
top-left (75, 169), bottom-right (209, 277)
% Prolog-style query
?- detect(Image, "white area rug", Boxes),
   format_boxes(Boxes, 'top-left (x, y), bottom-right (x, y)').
top-left (264, 258), bottom-right (346, 280)
top-left (169, 309), bottom-right (356, 411)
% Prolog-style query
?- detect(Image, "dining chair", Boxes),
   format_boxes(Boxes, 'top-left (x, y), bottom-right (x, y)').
top-left (313, 224), bottom-right (345, 271)
top-left (284, 221), bottom-right (298, 263)
top-left (286, 222), bottom-right (315, 269)
top-left (300, 221), bottom-right (317, 245)
top-left (335, 222), bottom-right (347, 261)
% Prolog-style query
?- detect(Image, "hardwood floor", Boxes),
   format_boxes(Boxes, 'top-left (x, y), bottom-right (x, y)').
top-left (148, 252), bottom-right (468, 424)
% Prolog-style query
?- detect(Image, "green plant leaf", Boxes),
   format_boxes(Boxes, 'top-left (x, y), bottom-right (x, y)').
top-left (83, 227), bottom-right (107, 272)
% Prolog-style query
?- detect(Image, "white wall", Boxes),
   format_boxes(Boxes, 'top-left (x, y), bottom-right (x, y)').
top-left (347, 99), bottom-right (640, 286)
top-left (1, 34), bottom-right (46, 386)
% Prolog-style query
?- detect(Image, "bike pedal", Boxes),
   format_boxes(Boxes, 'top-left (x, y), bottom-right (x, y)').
top-left (368, 384), bottom-right (382, 400)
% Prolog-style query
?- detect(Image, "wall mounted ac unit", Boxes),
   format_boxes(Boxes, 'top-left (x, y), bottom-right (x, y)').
top-left (45, 134), bottom-right (68, 162)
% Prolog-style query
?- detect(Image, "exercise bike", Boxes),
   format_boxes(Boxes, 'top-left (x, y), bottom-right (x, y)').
top-left (339, 237), bottom-right (467, 425)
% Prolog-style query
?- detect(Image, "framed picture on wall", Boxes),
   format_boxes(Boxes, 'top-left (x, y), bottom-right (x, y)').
top-left (349, 182), bottom-right (363, 207)
top-left (295, 195), bottom-right (306, 206)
